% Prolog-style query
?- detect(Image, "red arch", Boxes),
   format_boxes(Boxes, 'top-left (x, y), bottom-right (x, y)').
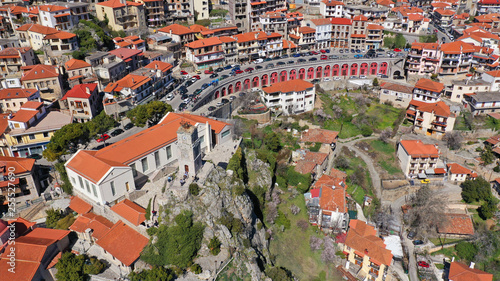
top-left (289, 69), bottom-right (297, 80)
top-left (244, 79), bottom-right (250, 90)
top-left (215, 91), bottom-right (220, 98)
top-left (228, 84), bottom-right (233, 94)
top-left (360, 63), bottom-right (368, 76)
top-left (299, 68), bottom-right (305, 79)
top-left (316, 66), bottom-right (322, 78)
top-left (341, 64), bottom-right (349, 76)
top-left (307, 67), bottom-right (314, 79)
top-left (235, 81), bottom-right (242, 92)
top-left (351, 63), bottom-right (358, 76)
top-left (271, 72), bottom-right (278, 84)
top-left (262, 74), bottom-right (269, 86)
top-left (221, 87), bottom-right (226, 96)
top-left (333, 64), bottom-right (339, 76)
top-left (370, 62), bottom-right (378, 75)
top-left (252, 76), bottom-right (259, 88)
top-left (280, 71), bottom-right (287, 82)
top-left (324, 65), bottom-right (331, 77)
top-left (379, 62), bottom-right (388, 75)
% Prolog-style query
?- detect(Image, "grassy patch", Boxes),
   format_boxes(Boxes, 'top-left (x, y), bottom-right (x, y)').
top-left (429, 238), bottom-right (463, 246)
top-left (357, 140), bottom-right (404, 178)
top-left (379, 160), bottom-right (401, 175)
top-left (431, 247), bottom-right (457, 259)
top-left (347, 184), bottom-right (365, 205)
top-left (435, 264), bottom-right (445, 270)
top-left (216, 259), bottom-right (251, 281)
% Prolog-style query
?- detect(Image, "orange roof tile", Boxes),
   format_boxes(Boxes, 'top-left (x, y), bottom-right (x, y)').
top-left (21, 64), bottom-right (59, 81)
top-left (449, 262), bottom-right (493, 281)
top-left (330, 168), bottom-right (347, 180)
top-left (438, 214), bottom-right (474, 235)
top-left (301, 128), bottom-right (339, 144)
top-left (411, 42), bottom-right (439, 50)
top-left (304, 151), bottom-right (328, 165)
top-left (69, 196), bottom-right (93, 214)
top-left (0, 156), bottom-right (35, 175)
top-left (310, 18), bottom-right (332, 25)
top-left (185, 36), bottom-right (223, 49)
top-left (0, 259), bottom-right (40, 281)
top-left (0, 47), bottom-right (32, 59)
top-left (144, 61), bottom-right (173, 72)
top-left (157, 24), bottom-right (194, 35)
top-left (414, 78), bottom-right (444, 92)
top-left (64, 58), bottom-right (91, 71)
top-left (69, 212), bottom-right (114, 240)
top-left (189, 24), bottom-right (210, 32)
top-left (110, 199), bottom-right (146, 226)
top-left (399, 140), bottom-right (440, 157)
top-left (66, 150), bottom-right (128, 184)
top-left (104, 74), bottom-right (151, 92)
top-left (409, 100), bottom-right (452, 117)
top-left (298, 26), bottom-right (316, 34)
top-left (435, 8), bottom-right (455, 15)
top-left (24, 228), bottom-right (70, 241)
top-left (219, 36), bottom-right (237, 43)
top-left (321, 0), bottom-right (345, 5)
top-left (46, 252), bottom-right (61, 269)
top-left (263, 79), bottom-right (314, 94)
top-left (345, 220), bottom-right (392, 265)
top-left (447, 163), bottom-right (472, 175)
top-left (61, 83), bottom-right (97, 101)
top-left (440, 41), bottom-right (476, 54)
top-left (367, 24), bottom-right (384, 30)
top-left (0, 88), bottom-right (37, 100)
top-left (96, 221), bottom-right (149, 266)
top-left (353, 15), bottom-right (368, 21)
top-left (485, 69), bottom-right (500, 77)
top-left (38, 4), bottom-right (67, 12)
top-left (330, 18), bottom-right (352, 25)
top-left (315, 175), bottom-right (347, 213)
top-left (1, 236), bottom-right (56, 261)
top-left (295, 160), bottom-right (317, 174)
top-left (20, 101), bottom-right (43, 110)
top-left (97, 0), bottom-right (142, 8)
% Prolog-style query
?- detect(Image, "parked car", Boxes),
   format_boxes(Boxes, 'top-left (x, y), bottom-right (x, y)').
top-left (224, 65), bottom-right (232, 70)
top-left (323, 77), bottom-right (331, 82)
top-left (124, 123), bottom-right (134, 130)
top-left (185, 80), bottom-right (194, 87)
top-left (265, 63), bottom-right (274, 69)
top-left (235, 69), bottom-right (244, 74)
top-left (264, 58), bottom-right (272, 62)
top-left (334, 77), bottom-right (341, 81)
top-left (309, 57), bottom-right (318, 61)
top-left (201, 83), bottom-right (209, 89)
top-left (292, 53), bottom-right (301, 57)
top-left (208, 106), bottom-right (216, 111)
top-left (178, 102), bottom-right (187, 111)
top-left (356, 49), bottom-right (361, 53)
top-left (376, 48), bottom-right (384, 52)
top-left (311, 79), bottom-right (320, 83)
top-left (221, 98), bottom-right (229, 104)
top-left (245, 67), bottom-right (254, 72)
top-left (166, 94), bottom-right (174, 101)
top-left (281, 55), bottom-right (289, 59)
top-left (320, 55), bottom-right (327, 60)
top-left (311, 51), bottom-right (319, 55)
top-left (320, 49), bottom-right (327, 53)
top-left (277, 61), bottom-right (285, 65)
top-left (413, 240), bottom-right (424, 245)
top-left (255, 65), bottom-right (263, 70)
top-left (255, 58), bottom-right (264, 64)
top-left (421, 179), bottom-right (430, 184)
top-left (192, 75), bottom-right (201, 80)
top-left (418, 261), bottom-right (430, 268)
top-left (215, 67), bottom-right (224, 72)
top-left (97, 134), bottom-right (110, 142)
top-left (229, 96), bottom-right (236, 100)
top-left (349, 75), bottom-right (357, 79)
top-left (194, 89), bottom-right (202, 95)
top-left (195, 70), bottom-right (201, 74)
top-left (298, 58), bottom-right (306, 63)
top-left (216, 101), bottom-right (223, 107)
top-left (210, 73), bottom-right (219, 78)
top-left (359, 75), bottom-right (367, 79)
top-left (111, 129), bottom-right (124, 137)
top-left (339, 49), bottom-right (344, 53)
top-left (394, 48), bottom-right (402, 52)
top-left (27, 154), bottom-right (42, 160)
top-left (354, 54), bottom-right (362, 58)
top-left (180, 70), bottom-right (188, 75)
top-left (287, 60), bottom-right (295, 64)
top-left (204, 70), bottom-right (213, 74)
top-left (220, 74), bottom-right (229, 80)
top-left (407, 231), bottom-right (417, 239)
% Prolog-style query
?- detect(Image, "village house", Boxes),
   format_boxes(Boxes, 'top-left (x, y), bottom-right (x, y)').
top-left (0, 156), bottom-right (41, 207)
top-left (95, 0), bottom-right (146, 32)
top-left (185, 37), bottom-right (224, 70)
top-left (65, 113), bottom-right (232, 206)
top-left (0, 88), bottom-right (40, 113)
top-left (85, 51), bottom-right (126, 83)
top-left (300, 128), bottom-right (339, 153)
top-left (20, 64), bottom-right (64, 100)
top-left (437, 213), bottom-right (475, 238)
top-left (38, 4), bottom-right (73, 31)
top-left (343, 219), bottom-right (393, 281)
top-left (406, 42), bottom-right (441, 76)
top-left (412, 78), bottom-right (444, 103)
top-left (157, 24), bottom-right (195, 48)
top-left (330, 18), bottom-right (351, 49)
top-left (439, 41), bottom-right (475, 76)
top-left (60, 83), bottom-right (102, 122)
top-left (304, 18), bottom-right (332, 49)
top-left (261, 79), bottom-right (315, 115)
top-left (320, 0), bottom-right (344, 18)
top-left (447, 163), bottom-right (477, 182)
top-left (448, 261), bottom-right (493, 281)
top-left (16, 23), bottom-right (78, 52)
top-left (446, 78), bottom-right (491, 103)
top-left (294, 150), bottom-right (329, 178)
top-left (379, 81), bottom-right (414, 108)
top-left (397, 140), bottom-right (440, 178)
top-left (113, 36), bottom-right (147, 52)
top-left (304, 174), bottom-right (348, 232)
top-left (464, 91), bottom-right (500, 115)
top-left (405, 99), bottom-right (456, 139)
top-left (0, 47), bottom-right (36, 77)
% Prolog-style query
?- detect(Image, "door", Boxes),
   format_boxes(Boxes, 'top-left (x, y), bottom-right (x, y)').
top-left (184, 165), bottom-right (189, 173)
top-left (126, 182), bottom-right (130, 192)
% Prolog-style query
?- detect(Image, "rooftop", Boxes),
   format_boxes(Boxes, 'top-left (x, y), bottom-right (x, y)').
top-left (448, 261), bottom-right (493, 281)
top-left (345, 220), bottom-right (393, 265)
top-left (9, 111), bottom-right (72, 136)
top-left (414, 78), bottom-right (444, 93)
top-left (399, 140), bottom-right (440, 157)
top-left (469, 91), bottom-right (500, 103)
top-left (301, 128), bottom-right (339, 144)
top-left (262, 79), bottom-right (314, 94)
top-left (110, 199), bottom-right (146, 226)
top-left (68, 196), bottom-right (93, 214)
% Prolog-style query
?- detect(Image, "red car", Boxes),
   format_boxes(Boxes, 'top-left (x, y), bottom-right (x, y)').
top-left (192, 75), bottom-right (201, 80)
top-left (394, 48), bottom-right (402, 52)
top-left (204, 70), bottom-right (213, 74)
top-left (418, 261), bottom-right (430, 268)
top-left (180, 70), bottom-right (188, 75)
top-left (245, 67), bottom-right (254, 72)
top-left (97, 134), bottom-right (110, 142)
top-left (311, 51), bottom-right (319, 55)
top-left (320, 49), bottom-right (327, 53)
top-left (320, 55), bottom-right (328, 60)
top-left (235, 70), bottom-right (244, 74)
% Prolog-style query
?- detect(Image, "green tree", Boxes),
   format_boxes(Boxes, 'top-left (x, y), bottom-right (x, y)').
top-left (479, 197), bottom-right (497, 220)
top-left (208, 236), bottom-right (221, 255)
top-left (190, 263), bottom-right (202, 274)
top-left (129, 266), bottom-right (175, 281)
top-left (455, 241), bottom-right (478, 261)
top-left (85, 112), bottom-right (116, 138)
top-left (373, 78), bottom-right (379, 87)
top-left (55, 161), bottom-right (73, 194)
top-left (266, 267), bottom-right (294, 281)
top-left (127, 104), bottom-right (149, 127)
top-left (383, 37), bottom-right (395, 49)
top-left (141, 211), bottom-right (204, 269)
top-left (394, 34), bottom-right (406, 49)
top-left (55, 253), bottom-right (104, 281)
top-left (43, 123), bottom-right (89, 161)
top-left (360, 125), bottom-right (373, 137)
top-left (83, 256), bottom-right (105, 275)
top-left (189, 183), bottom-right (200, 196)
top-left (45, 208), bottom-right (64, 228)
top-left (481, 145), bottom-right (495, 165)
top-left (145, 198), bottom-right (152, 220)
top-left (227, 147), bottom-right (248, 183)
top-left (264, 132), bottom-right (281, 152)
top-left (55, 213), bottom-right (76, 229)
top-left (461, 177), bottom-right (492, 203)
top-left (127, 101), bottom-right (172, 127)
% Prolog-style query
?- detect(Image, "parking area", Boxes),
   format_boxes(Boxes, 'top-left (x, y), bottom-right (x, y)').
top-left (87, 121), bottom-right (145, 150)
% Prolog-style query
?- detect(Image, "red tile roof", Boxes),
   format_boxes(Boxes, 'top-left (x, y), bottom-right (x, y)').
top-left (315, 175), bottom-right (347, 213)
top-left (0, 47), bottom-right (32, 59)
top-left (449, 262), bottom-right (493, 281)
top-left (411, 42), bottom-right (439, 50)
top-left (485, 134), bottom-right (500, 145)
top-left (414, 78), bottom-right (444, 93)
top-left (310, 18), bottom-right (332, 25)
top-left (345, 220), bottom-right (393, 265)
top-left (438, 214), bottom-right (474, 235)
top-left (66, 150), bottom-right (128, 184)
top-left (409, 100), bottom-right (453, 117)
top-left (96, 221), bottom-right (149, 266)
top-left (25, 228), bottom-right (70, 241)
top-left (69, 212), bottom-right (114, 240)
top-left (367, 24), bottom-right (384, 30)
top-left (447, 163), bottom-right (472, 175)
top-left (1, 236), bottom-right (56, 261)
top-left (0, 259), bottom-right (40, 281)
top-left (104, 74), bottom-right (151, 92)
top-left (435, 8), bottom-right (455, 15)
top-left (69, 196), bottom-right (93, 214)
top-left (295, 160), bottom-right (317, 174)
top-left (304, 151), bottom-right (328, 165)
top-left (263, 79), bottom-right (314, 94)
top-left (21, 64), bottom-right (59, 81)
top-left (61, 83), bottom-right (97, 101)
top-left (353, 15), bottom-right (368, 21)
top-left (185, 36), bottom-right (223, 49)
top-left (0, 156), bottom-right (35, 175)
top-left (97, 0), bottom-right (142, 8)
top-left (110, 199), bottom-right (146, 226)
top-left (321, 0), bottom-right (344, 5)
top-left (108, 48), bottom-right (142, 60)
top-left (38, 4), bottom-right (67, 12)
top-left (9, 109), bottom-right (37, 123)
top-left (144, 61), bottom-right (173, 72)
top-left (330, 168), bottom-right (347, 180)
top-left (399, 140), bottom-right (440, 157)
top-left (0, 88), bottom-right (37, 100)
top-left (380, 81), bottom-right (414, 93)
top-left (64, 58), bottom-right (91, 71)
top-left (485, 69), bottom-right (500, 77)
top-left (189, 24), bottom-right (210, 33)
top-left (158, 24), bottom-right (194, 35)
top-left (301, 128), bottom-right (339, 144)
top-left (440, 41), bottom-right (476, 54)
top-left (298, 26), bottom-right (316, 34)
top-left (330, 18), bottom-right (352, 25)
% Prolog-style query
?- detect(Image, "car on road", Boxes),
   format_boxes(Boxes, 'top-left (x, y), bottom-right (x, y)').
top-left (356, 49), bottom-right (361, 53)
top-left (309, 57), bottom-right (318, 61)
top-left (349, 75), bottom-right (357, 79)
top-left (235, 70), bottom-right (244, 74)
top-left (216, 101), bottom-right (223, 107)
top-left (195, 69), bottom-right (201, 74)
top-left (124, 123), bottom-right (134, 130)
top-left (394, 48), bottom-right (402, 52)
top-left (27, 154), bottom-right (42, 160)
top-left (334, 77), bottom-right (341, 80)
top-left (239, 92), bottom-right (246, 96)
top-left (208, 106), bottom-right (216, 111)
top-left (194, 89), bottom-right (202, 95)
top-left (359, 75), bottom-right (367, 79)
top-left (192, 75), bottom-right (201, 80)
top-left (166, 94), bottom-right (174, 101)
top-left (221, 98), bottom-right (229, 104)
top-left (320, 55), bottom-right (327, 60)
top-left (229, 96), bottom-right (236, 100)
top-left (111, 129), bottom-right (124, 137)
top-left (298, 58), bottom-right (306, 63)
top-left (178, 102), bottom-right (187, 111)
top-left (277, 61), bottom-right (285, 65)
top-left (323, 77), bottom-right (331, 82)
top-left (255, 58), bottom-right (264, 64)
top-left (180, 70), bottom-right (188, 75)
top-left (320, 49), bottom-right (327, 53)
top-left (224, 65), bottom-right (232, 70)
top-left (311, 51), bottom-right (319, 55)
top-left (421, 179), bottom-right (430, 184)
top-left (339, 49), bottom-right (344, 53)
top-left (311, 79), bottom-right (321, 83)
top-left (266, 63), bottom-right (274, 69)
top-left (287, 60), bottom-right (295, 64)
top-left (264, 58), bottom-right (272, 62)
top-left (204, 70), bottom-right (213, 74)
top-left (354, 54), bottom-right (362, 58)
top-left (329, 55), bottom-right (339, 59)
top-left (281, 55), bottom-right (289, 59)
top-left (418, 261), bottom-right (430, 268)
top-left (185, 80), bottom-right (194, 87)
top-left (97, 134), bottom-right (110, 142)
top-left (292, 53), bottom-right (301, 57)
top-left (255, 65), bottom-right (263, 70)
top-left (245, 67), bottom-right (254, 72)
top-left (220, 74), bottom-right (229, 80)
top-left (376, 48), bottom-right (384, 52)
top-left (413, 240), bottom-right (424, 245)
top-left (201, 83), bottom-right (209, 89)
top-left (210, 73), bottom-right (219, 78)
top-left (215, 67), bottom-right (224, 72)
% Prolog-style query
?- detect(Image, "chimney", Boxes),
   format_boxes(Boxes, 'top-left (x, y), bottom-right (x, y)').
top-left (85, 87), bottom-right (90, 95)
top-left (470, 262), bottom-right (475, 269)
top-left (132, 77), bottom-right (135, 83)
top-left (8, 113), bottom-right (12, 119)
top-left (452, 257), bottom-right (455, 262)
top-left (364, 249), bottom-right (369, 254)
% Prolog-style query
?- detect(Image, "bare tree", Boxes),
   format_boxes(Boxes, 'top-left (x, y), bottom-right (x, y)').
top-left (331, 105), bottom-right (343, 119)
top-left (334, 156), bottom-right (350, 170)
top-left (266, 202), bottom-right (278, 224)
top-left (290, 204), bottom-right (300, 215)
top-left (297, 219), bottom-right (309, 231)
top-left (321, 237), bottom-right (336, 263)
top-left (232, 119), bottom-right (244, 138)
top-left (379, 128), bottom-right (393, 143)
top-left (374, 209), bottom-right (396, 232)
top-left (310, 236), bottom-right (323, 251)
top-left (406, 186), bottom-right (446, 238)
top-left (443, 131), bottom-right (463, 150)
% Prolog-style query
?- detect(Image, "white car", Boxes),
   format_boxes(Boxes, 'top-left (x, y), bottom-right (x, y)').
top-left (334, 77), bottom-right (341, 81)
top-left (323, 77), bottom-right (331, 82)
top-left (166, 94), bottom-right (174, 101)
top-left (254, 58), bottom-right (264, 64)
top-left (359, 75), bottom-right (367, 79)
top-left (216, 102), bottom-right (223, 107)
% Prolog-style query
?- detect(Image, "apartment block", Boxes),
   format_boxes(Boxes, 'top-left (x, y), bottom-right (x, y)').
top-left (165, 0), bottom-right (195, 24)
top-left (412, 78), bottom-right (444, 103)
top-left (464, 91), bottom-right (500, 115)
top-left (406, 42), bottom-right (441, 75)
top-left (185, 37), bottom-right (224, 69)
top-left (134, 0), bottom-right (165, 27)
top-left (330, 18), bottom-right (351, 49)
top-left (96, 0), bottom-right (146, 32)
top-left (0, 88), bottom-right (40, 113)
top-left (21, 64), bottom-right (64, 100)
top-left (304, 18), bottom-right (332, 49)
top-left (397, 140), bottom-right (440, 177)
top-left (0, 47), bottom-right (36, 76)
top-left (261, 79), bottom-right (315, 115)
top-left (60, 83), bottom-right (102, 122)
top-left (350, 15), bottom-right (368, 50)
top-left (320, 0), bottom-right (344, 18)
top-left (439, 41), bottom-right (475, 76)
top-left (38, 4), bottom-right (73, 31)
top-left (405, 100), bottom-right (456, 139)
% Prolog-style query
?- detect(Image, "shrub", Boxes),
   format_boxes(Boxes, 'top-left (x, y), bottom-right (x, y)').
top-left (208, 236), bottom-right (222, 256)
top-left (45, 208), bottom-right (64, 228)
top-left (147, 227), bottom-right (158, 236)
top-left (455, 241), bottom-right (477, 261)
top-left (55, 214), bottom-right (76, 230)
top-left (145, 198), bottom-right (152, 220)
top-left (297, 219), bottom-right (309, 231)
top-left (360, 125), bottom-right (373, 137)
top-left (275, 211), bottom-right (291, 229)
top-left (309, 142), bottom-right (322, 152)
top-left (189, 183), bottom-right (200, 196)
top-left (190, 263), bottom-right (202, 274)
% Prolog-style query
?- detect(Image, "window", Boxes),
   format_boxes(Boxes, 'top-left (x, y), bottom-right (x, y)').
top-left (28, 134), bottom-right (35, 140)
top-left (221, 130), bottom-right (230, 139)
top-left (92, 184), bottom-right (97, 197)
top-left (166, 146), bottom-right (172, 159)
top-left (78, 176), bottom-right (84, 189)
top-left (141, 157), bottom-right (148, 172)
top-left (131, 163), bottom-right (137, 177)
top-left (71, 177), bottom-right (76, 184)
top-left (154, 151), bottom-right (160, 168)
top-left (111, 181), bottom-right (116, 196)
top-left (85, 180), bottom-right (90, 193)
top-left (43, 132), bottom-right (49, 138)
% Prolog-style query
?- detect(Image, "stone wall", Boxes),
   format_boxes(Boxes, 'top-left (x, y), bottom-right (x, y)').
top-left (236, 110), bottom-right (271, 124)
